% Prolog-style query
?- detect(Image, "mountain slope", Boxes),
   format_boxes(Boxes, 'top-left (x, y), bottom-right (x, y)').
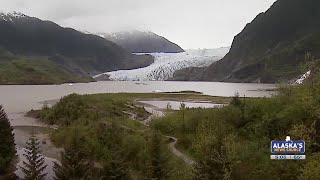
top-left (0, 12), bottom-right (154, 84)
top-left (178, 0), bottom-right (320, 83)
top-left (0, 53), bottom-right (93, 85)
top-left (94, 48), bottom-right (229, 81)
top-left (97, 30), bottom-right (184, 53)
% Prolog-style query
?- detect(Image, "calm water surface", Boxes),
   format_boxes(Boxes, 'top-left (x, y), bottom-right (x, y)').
top-left (0, 81), bottom-right (275, 113)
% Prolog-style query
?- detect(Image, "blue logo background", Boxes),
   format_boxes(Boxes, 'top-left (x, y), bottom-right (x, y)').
top-left (271, 140), bottom-right (305, 154)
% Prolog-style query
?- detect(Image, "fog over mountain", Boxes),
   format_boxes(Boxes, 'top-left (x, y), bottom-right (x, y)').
top-left (0, 0), bottom-right (276, 49)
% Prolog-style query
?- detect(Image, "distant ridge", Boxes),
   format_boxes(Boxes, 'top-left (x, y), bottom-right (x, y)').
top-left (96, 30), bottom-right (185, 53)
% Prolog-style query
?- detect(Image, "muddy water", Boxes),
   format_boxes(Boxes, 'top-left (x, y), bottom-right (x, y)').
top-left (0, 81), bottom-right (275, 113)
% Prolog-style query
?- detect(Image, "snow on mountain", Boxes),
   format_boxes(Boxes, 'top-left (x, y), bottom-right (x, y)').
top-left (99, 30), bottom-right (153, 40)
top-left (94, 30), bottom-right (185, 53)
top-left (0, 11), bottom-right (27, 21)
top-left (94, 47), bottom-right (230, 81)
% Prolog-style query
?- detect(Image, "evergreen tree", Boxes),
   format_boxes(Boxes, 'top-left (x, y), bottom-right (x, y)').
top-left (0, 105), bottom-right (16, 174)
top-left (53, 134), bottom-right (93, 180)
top-left (147, 130), bottom-right (168, 180)
top-left (230, 92), bottom-right (246, 124)
top-left (230, 92), bottom-right (242, 108)
top-left (179, 102), bottom-right (186, 133)
top-left (20, 131), bottom-right (47, 180)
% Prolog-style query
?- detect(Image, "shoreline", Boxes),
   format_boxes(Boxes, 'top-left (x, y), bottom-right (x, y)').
top-left (9, 112), bottom-right (61, 180)
top-left (0, 80), bottom-right (278, 86)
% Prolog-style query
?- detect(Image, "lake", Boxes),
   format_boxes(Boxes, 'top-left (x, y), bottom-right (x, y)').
top-left (0, 81), bottom-right (275, 113)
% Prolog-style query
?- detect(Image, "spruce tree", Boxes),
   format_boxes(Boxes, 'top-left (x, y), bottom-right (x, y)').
top-left (0, 105), bottom-right (16, 174)
top-left (147, 130), bottom-right (168, 180)
top-left (20, 131), bottom-right (47, 180)
top-left (53, 134), bottom-right (93, 180)
top-left (179, 102), bottom-right (186, 133)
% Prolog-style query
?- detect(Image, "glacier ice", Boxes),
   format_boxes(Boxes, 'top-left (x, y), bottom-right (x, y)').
top-left (94, 47), bottom-right (230, 81)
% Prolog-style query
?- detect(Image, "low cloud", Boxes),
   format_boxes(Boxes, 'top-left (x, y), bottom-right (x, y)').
top-left (0, 0), bottom-right (276, 48)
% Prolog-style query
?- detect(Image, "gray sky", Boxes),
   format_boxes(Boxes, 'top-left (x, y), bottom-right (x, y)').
top-left (0, 0), bottom-right (277, 49)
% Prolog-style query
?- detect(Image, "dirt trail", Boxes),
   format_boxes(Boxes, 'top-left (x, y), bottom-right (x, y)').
top-left (134, 101), bottom-right (195, 166)
top-left (164, 136), bottom-right (195, 165)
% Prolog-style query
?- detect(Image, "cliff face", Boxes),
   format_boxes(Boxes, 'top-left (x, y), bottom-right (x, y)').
top-left (174, 0), bottom-right (320, 83)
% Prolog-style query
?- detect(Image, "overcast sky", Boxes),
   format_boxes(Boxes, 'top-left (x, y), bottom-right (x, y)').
top-left (0, 0), bottom-right (277, 49)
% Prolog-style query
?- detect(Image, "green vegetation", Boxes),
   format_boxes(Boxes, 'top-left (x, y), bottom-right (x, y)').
top-left (152, 59), bottom-right (320, 179)
top-left (34, 93), bottom-right (149, 127)
top-left (20, 132), bottom-right (47, 180)
top-left (0, 105), bottom-right (16, 175)
top-left (54, 132), bottom-right (93, 180)
top-left (33, 93), bottom-right (193, 179)
top-left (0, 53), bottom-right (94, 85)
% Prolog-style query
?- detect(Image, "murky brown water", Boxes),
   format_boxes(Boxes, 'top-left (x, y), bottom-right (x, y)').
top-left (0, 81), bottom-right (275, 113)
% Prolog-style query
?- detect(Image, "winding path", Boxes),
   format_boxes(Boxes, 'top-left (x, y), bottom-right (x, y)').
top-left (132, 102), bottom-right (195, 166)
top-left (164, 135), bottom-right (195, 165)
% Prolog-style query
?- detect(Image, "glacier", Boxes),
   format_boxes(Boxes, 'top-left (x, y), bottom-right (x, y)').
top-left (94, 47), bottom-right (230, 81)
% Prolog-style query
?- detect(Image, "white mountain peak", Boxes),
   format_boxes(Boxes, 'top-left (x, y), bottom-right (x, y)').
top-left (0, 11), bottom-right (27, 21)
top-left (0, 11), bottom-right (26, 17)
